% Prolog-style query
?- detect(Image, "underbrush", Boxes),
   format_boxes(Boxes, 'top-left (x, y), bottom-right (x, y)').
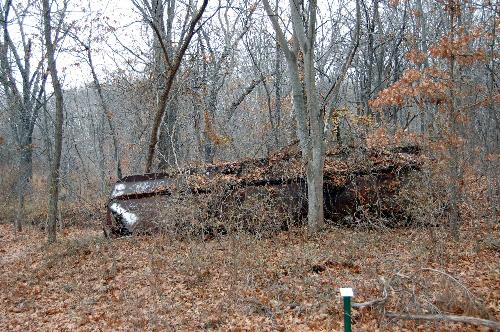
top-left (109, 165), bottom-right (496, 242)
top-left (0, 196), bottom-right (106, 229)
top-left (0, 168), bottom-right (110, 229)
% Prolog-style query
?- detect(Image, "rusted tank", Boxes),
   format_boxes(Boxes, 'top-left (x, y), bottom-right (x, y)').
top-left (104, 145), bottom-right (422, 237)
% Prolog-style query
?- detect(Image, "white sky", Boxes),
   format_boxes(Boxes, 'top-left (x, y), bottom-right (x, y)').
top-left (61, 0), bottom-right (144, 87)
top-left (60, 0), bottom-right (351, 87)
top-left (5, 0), bottom-right (354, 89)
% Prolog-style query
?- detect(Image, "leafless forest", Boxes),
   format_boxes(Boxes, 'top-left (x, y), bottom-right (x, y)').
top-left (0, 0), bottom-right (498, 330)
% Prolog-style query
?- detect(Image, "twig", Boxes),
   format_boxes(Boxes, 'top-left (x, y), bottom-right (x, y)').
top-left (421, 268), bottom-right (479, 302)
top-left (385, 312), bottom-right (500, 330)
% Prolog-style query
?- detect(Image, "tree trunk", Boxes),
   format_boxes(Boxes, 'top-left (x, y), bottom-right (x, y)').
top-left (86, 46), bottom-right (122, 180)
top-left (304, 0), bottom-right (325, 231)
top-left (486, 6), bottom-right (499, 236)
top-left (447, 5), bottom-right (461, 240)
top-left (203, 88), bottom-right (217, 164)
top-left (274, 41), bottom-right (282, 148)
top-left (16, 111), bottom-right (35, 229)
top-left (306, 150), bottom-right (324, 232)
top-left (15, 141), bottom-right (32, 233)
top-left (144, 0), bottom-right (208, 173)
top-left (415, 0), bottom-right (429, 134)
top-left (97, 112), bottom-right (107, 193)
top-left (158, 91), bottom-right (179, 168)
top-left (153, 0), bottom-right (179, 169)
top-left (1, 0), bottom-right (48, 235)
top-left (273, 0), bottom-right (282, 147)
top-left (263, 0), bottom-right (325, 231)
top-left (43, 0), bottom-right (65, 244)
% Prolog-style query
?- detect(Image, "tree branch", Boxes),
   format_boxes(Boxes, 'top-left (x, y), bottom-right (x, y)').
top-left (145, 0), bottom-right (208, 172)
top-left (385, 312), bottom-right (500, 330)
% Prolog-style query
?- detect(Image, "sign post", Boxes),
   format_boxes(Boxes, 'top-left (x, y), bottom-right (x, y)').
top-left (340, 288), bottom-right (354, 332)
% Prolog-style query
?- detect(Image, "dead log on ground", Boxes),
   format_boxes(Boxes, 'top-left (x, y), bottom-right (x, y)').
top-left (385, 312), bottom-right (500, 330)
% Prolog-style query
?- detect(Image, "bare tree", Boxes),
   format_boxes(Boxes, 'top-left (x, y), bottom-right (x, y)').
top-left (0, 0), bottom-right (47, 233)
top-left (263, 0), bottom-right (325, 231)
top-left (198, 2), bottom-right (255, 162)
top-left (321, 0), bottom-right (361, 141)
top-left (132, 0), bottom-right (209, 173)
top-left (43, 0), bottom-right (67, 243)
top-left (69, 7), bottom-right (122, 181)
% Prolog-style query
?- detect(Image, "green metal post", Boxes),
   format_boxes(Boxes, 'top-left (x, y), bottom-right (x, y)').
top-left (343, 295), bottom-right (352, 332)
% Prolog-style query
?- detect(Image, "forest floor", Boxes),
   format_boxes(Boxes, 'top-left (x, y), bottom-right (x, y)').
top-left (0, 219), bottom-right (498, 331)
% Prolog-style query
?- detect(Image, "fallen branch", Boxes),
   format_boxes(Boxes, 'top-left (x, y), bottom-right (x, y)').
top-left (350, 272), bottom-right (498, 330)
top-left (385, 312), bottom-right (500, 330)
top-left (353, 277), bottom-right (388, 309)
top-left (421, 268), bottom-right (479, 302)
top-left (352, 297), bottom-right (387, 309)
